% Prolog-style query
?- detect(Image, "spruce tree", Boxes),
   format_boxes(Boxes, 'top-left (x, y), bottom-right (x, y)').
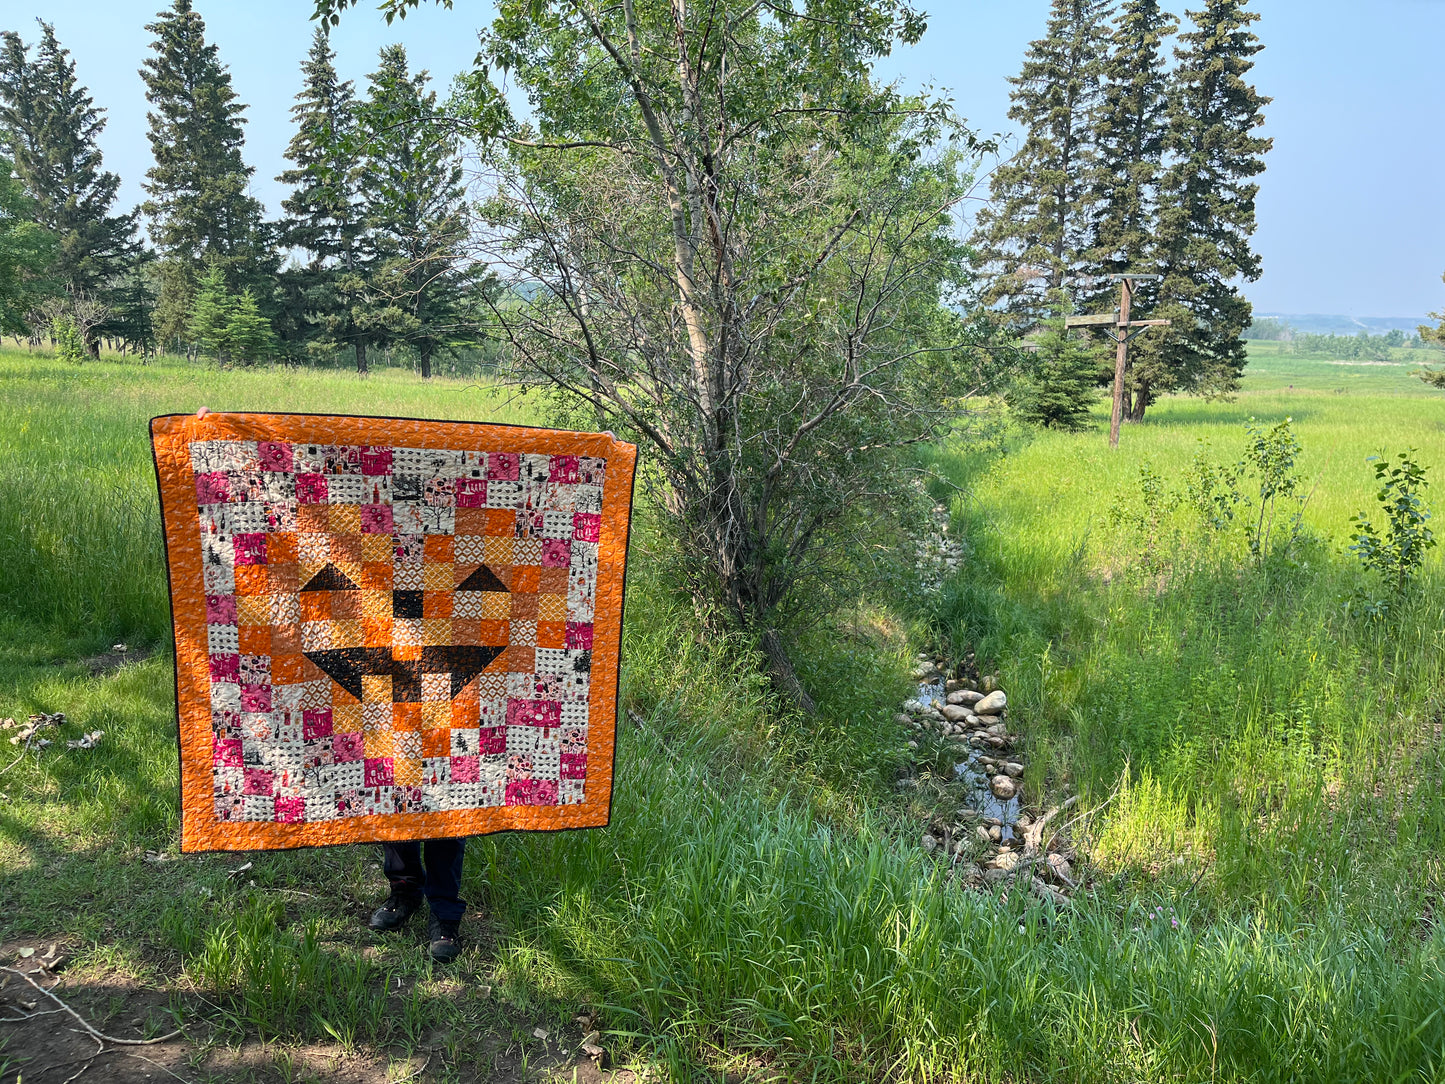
top-left (0, 155), bottom-right (55, 335)
top-left (971, 0), bottom-right (1112, 323)
top-left (0, 21), bottom-right (140, 353)
top-left (188, 262), bottom-right (231, 362)
top-left (1148, 0), bottom-right (1271, 415)
top-left (139, 0), bottom-right (271, 347)
top-left (357, 44), bottom-right (479, 378)
top-left (277, 28), bottom-right (369, 371)
top-left (1008, 302), bottom-right (1102, 430)
top-left (225, 288), bottom-right (274, 364)
top-left (1082, 0), bottom-right (1176, 417)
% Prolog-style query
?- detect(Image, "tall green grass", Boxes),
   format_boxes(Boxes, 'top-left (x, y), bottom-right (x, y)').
top-left (925, 373), bottom-right (1445, 933)
top-left (2, 347), bottom-right (1444, 1081)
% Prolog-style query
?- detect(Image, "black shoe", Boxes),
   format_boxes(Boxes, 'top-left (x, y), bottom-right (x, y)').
top-left (369, 890), bottom-right (422, 931)
top-left (427, 914), bottom-right (462, 962)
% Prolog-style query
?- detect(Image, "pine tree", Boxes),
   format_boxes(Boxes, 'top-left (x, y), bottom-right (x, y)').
top-left (277, 28), bottom-right (369, 371)
top-left (139, 0), bottom-right (271, 347)
top-left (0, 155), bottom-right (55, 335)
top-left (0, 21), bottom-right (140, 353)
top-left (357, 44), bottom-right (479, 378)
top-left (188, 261), bottom-right (231, 362)
top-left (1080, 0), bottom-right (1176, 418)
top-left (225, 288), bottom-right (274, 364)
top-left (1147, 0), bottom-right (1271, 416)
top-left (1008, 303), bottom-right (1102, 430)
top-left (109, 250), bottom-right (158, 359)
top-left (971, 0), bottom-right (1112, 323)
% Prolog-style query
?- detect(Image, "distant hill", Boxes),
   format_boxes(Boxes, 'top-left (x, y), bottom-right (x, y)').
top-left (1257, 312), bottom-right (1430, 336)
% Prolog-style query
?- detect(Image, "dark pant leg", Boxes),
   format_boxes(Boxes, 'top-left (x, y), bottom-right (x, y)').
top-left (420, 837), bottom-right (467, 922)
top-left (382, 840), bottom-right (425, 899)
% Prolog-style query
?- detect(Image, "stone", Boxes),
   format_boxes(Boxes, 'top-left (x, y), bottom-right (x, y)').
top-left (1003, 762), bottom-right (1025, 778)
top-left (990, 851), bottom-right (1023, 872)
top-left (1030, 878), bottom-right (1068, 906)
top-left (953, 840), bottom-right (967, 857)
top-left (986, 722), bottom-right (1007, 736)
top-left (902, 699), bottom-right (926, 714)
top-left (920, 833), bottom-right (938, 853)
top-left (1047, 853), bottom-right (1074, 884)
top-left (893, 713), bottom-right (912, 727)
top-left (974, 690), bottom-right (1007, 715)
top-left (906, 740), bottom-right (918, 750)
top-left (988, 736), bottom-right (1007, 749)
top-left (970, 735), bottom-right (986, 747)
top-left (987, 824), bottom-right (1003, 843)
top-left (947, 689), bottom-right (986, 707)
top-left (982, 867), bottom-right (1012, 886)
top-left (941, 704), bottom-right (972, 723)
top-left (975, 824), bottom-right (992, 843)
top-left (980, 675), bottom-right (998, 694)
top-left (990, 775), bottom-right (1017, 800)
top-left (944, 679), bottom-right (964, 693)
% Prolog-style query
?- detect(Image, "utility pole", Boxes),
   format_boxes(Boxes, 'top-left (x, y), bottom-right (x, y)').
top-left (1065, 273), bottom-right (1170, 448)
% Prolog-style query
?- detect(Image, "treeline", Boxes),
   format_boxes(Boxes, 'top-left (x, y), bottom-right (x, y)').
top-left (0, 2), bottom-right (492, 374)
top-left (1242, 317), bottom-right (1432, 358)
top-left (1286, 330), bottom-right (1421, 359)
top-left (980, 0), bottom-right (1270, 428)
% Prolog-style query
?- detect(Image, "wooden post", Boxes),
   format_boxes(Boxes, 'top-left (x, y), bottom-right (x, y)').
top-left (1065, 273), bottom-right (1168, 448)
top-left (1108, 277), bottom-right (1131, 449)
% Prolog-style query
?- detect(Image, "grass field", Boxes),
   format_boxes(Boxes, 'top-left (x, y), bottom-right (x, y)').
top-left (1, 345), bottom-right (1443, 1082)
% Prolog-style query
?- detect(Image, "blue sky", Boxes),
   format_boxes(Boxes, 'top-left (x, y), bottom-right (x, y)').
top-left (11, 0), bottom-right (1445, 318)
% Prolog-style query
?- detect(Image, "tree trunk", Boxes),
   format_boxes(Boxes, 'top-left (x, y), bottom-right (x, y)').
top-left (420, 341), bottom-right (432, 379)
top-left (1129, 380), bottom-right (1149, 422)
top-left (760, 628), bottom-right (816, 715)
top-left (356, 338), bottom-right (368, 376)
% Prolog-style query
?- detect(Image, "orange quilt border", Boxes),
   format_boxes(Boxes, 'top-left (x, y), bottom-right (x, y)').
top-left (150, 412), bottom-right (637, 853)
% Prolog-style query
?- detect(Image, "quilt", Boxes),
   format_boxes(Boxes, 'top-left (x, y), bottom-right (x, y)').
top-left (150, 411), bottom-right (636, 852)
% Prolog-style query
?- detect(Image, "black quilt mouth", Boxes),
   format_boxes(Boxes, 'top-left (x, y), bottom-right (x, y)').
top-left (303, 645), bottom-right (506, 701)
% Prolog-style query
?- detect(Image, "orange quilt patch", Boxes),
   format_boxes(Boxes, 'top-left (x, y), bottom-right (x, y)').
top-left (150, 413), bottom-right (636, 852)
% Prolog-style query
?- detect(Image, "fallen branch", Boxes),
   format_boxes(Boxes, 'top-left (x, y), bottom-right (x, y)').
top-left (0, 967), bottom-right (182, 1045)
top-left (59, 1030), bottom-right (104, 1084)
top-left (1022, 795), bottom-right (1079, 855)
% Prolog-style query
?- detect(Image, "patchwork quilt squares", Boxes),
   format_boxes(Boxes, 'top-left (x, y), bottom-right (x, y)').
top-left (152, 412), bottom-right (636, 852)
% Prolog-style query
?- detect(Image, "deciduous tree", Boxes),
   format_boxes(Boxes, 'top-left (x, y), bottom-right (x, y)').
top-left (317, 0), bottom-right (1013, 706)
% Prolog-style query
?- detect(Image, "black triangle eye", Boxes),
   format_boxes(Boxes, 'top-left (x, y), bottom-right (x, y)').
top-left (457, 564), bottom-right (506, 592)
top-left (300, 563), bottom-right (360, 592)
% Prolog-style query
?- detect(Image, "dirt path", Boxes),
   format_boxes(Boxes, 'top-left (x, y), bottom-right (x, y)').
top-left (1, 941), bottom-right (634, 1084)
